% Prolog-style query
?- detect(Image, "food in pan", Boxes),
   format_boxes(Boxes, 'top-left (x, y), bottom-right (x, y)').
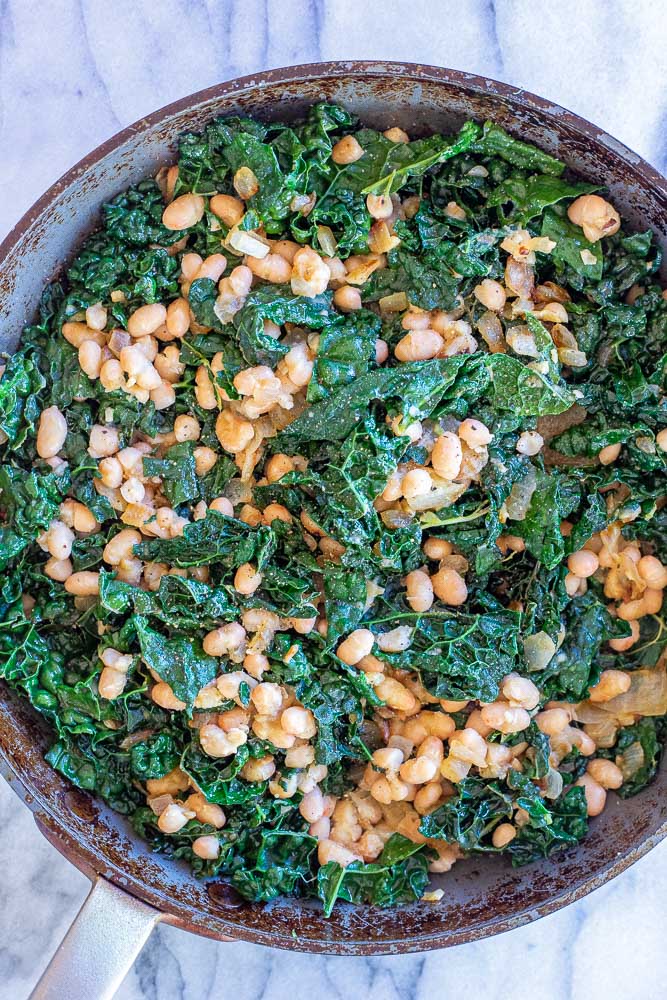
top-left (1, 104), bottom-right (665, 913)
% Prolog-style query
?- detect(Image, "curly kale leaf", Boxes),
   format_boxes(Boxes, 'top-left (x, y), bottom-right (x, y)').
top-left (308, 309), bottom-right (381, 402)
top-left (599, 717), bottom-right (667, 797)
top-left (420, 775), bottom-right (588, 865)
top-left (540, 591), bottom-right (631, 701)
top-left (99, 570), bottom-right (237, 631)
top-left (135, 510), bottom-right (273, 569)
top-left (134, 617), bottom-right (219, 709)
top-left (369, 599), bottom-right (522, 702)
top-left (487, 174), bottom-right (597, 223)
top-left (335, 121), bottom-right (481, 196)
top-left (317, 834), bottom-right (430, 915)
top-left (474, 122), bottom-right (565, 176)
top-left (143, 441), bottom-right (199, 506)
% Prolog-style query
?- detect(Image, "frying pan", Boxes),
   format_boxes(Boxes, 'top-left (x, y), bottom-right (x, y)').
top-left (1, 61), bottom-right (666, 1000)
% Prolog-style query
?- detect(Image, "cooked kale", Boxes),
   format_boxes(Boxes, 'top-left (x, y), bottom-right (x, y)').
top-left (1, 103), bottom-right (665, 915)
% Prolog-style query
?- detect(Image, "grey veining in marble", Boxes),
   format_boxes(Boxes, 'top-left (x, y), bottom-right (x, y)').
top-left (0, 2), bottom-right (666, 998)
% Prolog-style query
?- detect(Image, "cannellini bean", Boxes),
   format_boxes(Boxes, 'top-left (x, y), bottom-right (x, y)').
top-left (567, 194), bottom-right (620, 243)
top-left (299, 787), bottom-right (325, 823)
top-left (575, 774), bottom-right (607, 816)
top-left (37, 407), bottom-right (67, 458)
top-left (617, 589), bottom-right (663, 620)
top-left (79, 339), bottom-right (103, 378)
top-left (431, 567), bottom-right (467, 605)
top-left (457, 418), bottom-right (492, 448)
top-left (336, 629), bottom-right (375, 665)
top-left (536, 708), bottom-right (571, 736)
top-left (174, 414), bottom-right (201, 442)
top-left (60, 496), bottom-right (96, 530)
top-left (376, 626), bottom-right (413, 652)
top-left (44, 557), bottom-right (72, 582)
top-left (233, 563), bottom-right (262, 595)
top-left (192, 835), bottom-right (220, 860)
top-left (203, 623), bottom-right (246, 658)
top-left (64, 571), bottom-right (100, 596)
top-left (265, 453), bottom-right (294, 483)
top-left (162, 193), bottom-right (205, 230)
top-left (501, 673), bottom-right (540, 710)
top-left (366, 193), bottom-right (393, 220)
top-left (331, 135), bottom-right (364, 164)
top-left (395, 330), bottom-right (444, 362)
top-left (251, 682), bottom-right (284, 717)
top-left (207, 497), bottom-right (233, 519)
top-left (247, 252), bottom-right (292, 283)
top-left (431, 432), bottom-right (462, 480)
top-left (402, 468), bottom-right (432, 500)
top-left (375, 339), bottom-right (389, 363)
top-left (399, 755), bottom-right (437, 784)
top-left (423, 537), bottom-right (453, 560)
top-left (241, 755), bottom-right (276, 781)
top-left (599, 443), bottom-right (622, 465)
top-left (88, 425), bottom-right (119, 459)
top-left (372, 746), bottom-right (404, 770)
top-left (194, 446), bottom-right (218, 476)
top-left (215, 410), bottom-right (254, 453)
top-left (480, 703), bottom-right (531, 734)
top-left (200, 723), bottom-right (247, 757)
top-left (414, 781), bottom-right (442, 815)
top-left (405, 569), bottom-right (434, 613)
top-left (210, 193), bottom-right (245, 226)
top-left (333, 285), bottom-right (362, 312)
top-left (516, 431), bottom-right (544, 456)
top-left (474, 279), bottom-right (506, 311)
top-left (588, 670), bottom-right (631, 703)
top-left (158, 802), bottom-right (196, 833)
top-left (586, 758), bottom-right (623, 790)
top-left (281, 706), bottom-right (317, 738)
top-left (609, 619), bottom-right (640, 652)
top-left (637, 555), bottom-right (667, 589)
top-left (98, 456), bottom-right (123, 488)
top-left (567, 549), bottom-right (599, 578)
top-left (492, 823), bottom-right (516, 848)
top-left (98, 666), bottom-right (128, 700)
top-left (85, 303), bottom-right (107, 330)
top-left (127, 303), bottom-right (167, 338)
top-left (46, 521), bottom-right (74, 560)
top-left (151, 682), bottom-right (186, 711)
top-left (375, 677), bottom-right (417, 712)
top-left (285, 744), bottom-right (315, 769)
top-left (448, 729), bottom-right (487, 767)
top-left (61, 321), bottom-right (105, 348)
top-left (103, 529), bottom-right (142, 566)
top-left (166, 298), bottom-right (191, 338)
top-left (291, 247), bottom-right (330, 298)
top-left (100, 359), bottom-right (125, 391)
top-left (383, 126), bottom-right (409, 143)
top-left (262, 503), bottom-right (292, 525)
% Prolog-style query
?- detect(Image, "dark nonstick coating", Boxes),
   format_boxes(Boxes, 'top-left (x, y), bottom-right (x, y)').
top-left (1, 61), bottom-right (666, 955)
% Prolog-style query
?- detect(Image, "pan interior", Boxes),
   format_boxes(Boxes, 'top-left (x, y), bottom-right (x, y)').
top-left (1, 62), bottom-right (666, 953)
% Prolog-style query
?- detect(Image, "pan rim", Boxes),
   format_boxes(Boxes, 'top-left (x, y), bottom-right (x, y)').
top-left (1, 59), bottom-right (666, 954)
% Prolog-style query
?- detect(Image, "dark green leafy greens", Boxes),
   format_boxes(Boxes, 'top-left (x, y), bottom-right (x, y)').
top-left (1, 102), bottom-right (665, 917)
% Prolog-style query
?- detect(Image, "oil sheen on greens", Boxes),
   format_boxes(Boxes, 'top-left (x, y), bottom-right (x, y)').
top-left (1, 103), bottom-right (666, 915)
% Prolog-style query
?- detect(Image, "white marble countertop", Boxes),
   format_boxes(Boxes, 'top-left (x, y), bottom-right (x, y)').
top-left (1, 2), bottom-right (666, 998)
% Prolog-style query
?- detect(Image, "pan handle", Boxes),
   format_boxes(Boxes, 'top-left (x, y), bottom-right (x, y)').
top-left (30, 876), bottom-right (161, 1000)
